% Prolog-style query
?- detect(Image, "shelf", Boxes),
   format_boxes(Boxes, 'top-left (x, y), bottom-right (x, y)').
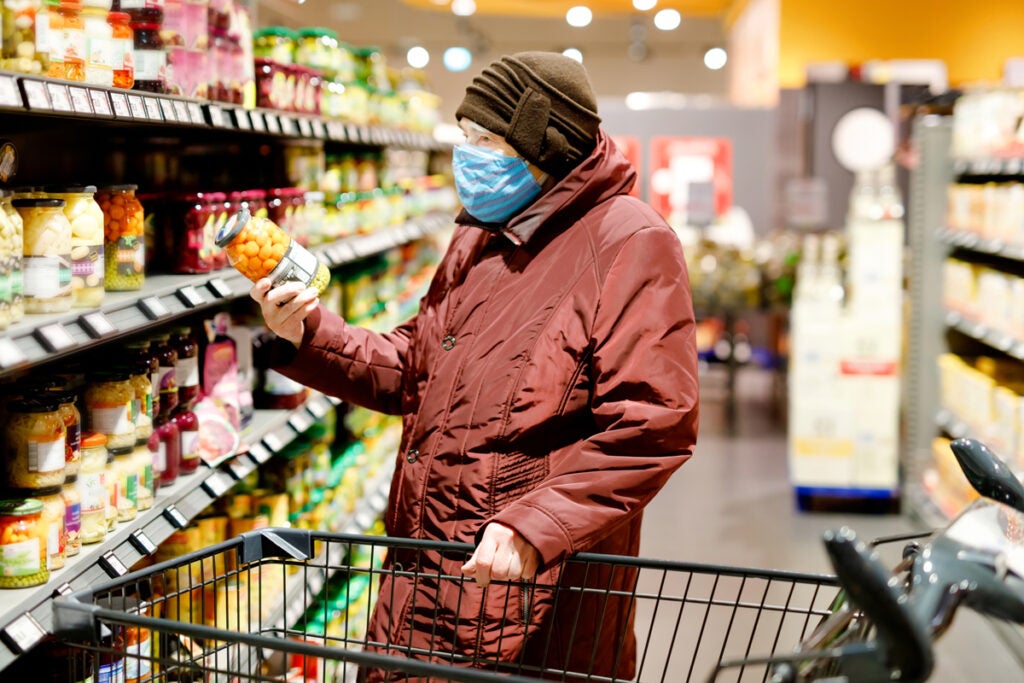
top-left (953, 157), bottom-right (1024, 177)
top-left (0, 71), bottom-right (447, 151)
top-left (940, 229), bottom-right (1024, 262)
top-left (943, 309), bottom-right (1024, 360)
top-left (935, 407), bottom-right (1024, 480)
top-left (0, 212), bottom-right (453, 377)
top-left (0, 390), bottom-right (342, 667)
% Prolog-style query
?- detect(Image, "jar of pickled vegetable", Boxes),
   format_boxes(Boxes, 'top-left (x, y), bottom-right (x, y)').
top-left (112, 446), bottom-right (137, 521)
top-left (131, 441), bottom-right (152, 511)
top-left (216, 208), bottom-right (329, 294)
top-left (127, 360), bottom-right (152, 444)
top-left (0, 499), bottom-right (49, 588)
top-left (15, 197), bottom-right (72, 313)
top-left (5, 398), bottom-right (66, 490)
top-left (0, 192), bottom-right (24, 322)
top-left (28, 486), bottom-right (66, 570)
top-left (103, 451), bottom-right (117, 530)
top-left (253, 26), bottom-right (294, 65)
top-left (126, 339), bottom-right (160, 419)
top-left (82, 5), bottom-right (113, 86)
top-left (108, 11), bottom-right (133, 88)
top-left (0, 199), bottom-right (13, 331)
top-left (84, 370), bottom-right (135, 450)
top-left (61, 476), bottom-right (81, 556)
top-left (98, 185), bottom-right (145, 291)
top-left (77, 431), bottom-right (106, 544)
top-left (47, 185), bottom-right (105, 307)
top-left (50, 0), bottom-right (85, 81)
top-left (42, 388), bottom-right (81, 477)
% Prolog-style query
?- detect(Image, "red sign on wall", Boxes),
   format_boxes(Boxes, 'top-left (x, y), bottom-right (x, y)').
top-left (610, 135), bottom-right (642, 198)
top-left (648, 137), bottom-right (733, 226)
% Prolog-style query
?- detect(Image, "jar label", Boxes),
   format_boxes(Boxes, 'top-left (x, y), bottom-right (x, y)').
top-left (150, 372), bottom-right (160, 405)
top-left (65, 500), bottom-right (81, 534)
top-left (97, 659), bottom-right (125, 683)
top-left (46, 517), bottom-right (61, 568)
top-left (158, 367), bottom-right (176, 393)
top-left (87, 34), bottom-right (116, 70)
top-left (268, 240), bottom-right (319, 289)
top-left (89, 403), bottom-right (133, 436)
top-left (125, 633), bottom-right (152, 678)
top-left (23, 254), bottom-right (72, 298)
top-left (133, 48), bottom-right (166, 82)
top-left (115, 236), bottom-right (144, 277)
top-left (142, 463), bottom-right (153, 491)
top-left (35, 4), bottom-right (51, 57)
top-left (0, 271), bottom-right (9, 305)
top-left (78, 472), bottom-right (106, 513)
top-left (67, 422), bottom-right (81, 464)
top-left (180, 429), bottom-right (199, 461)
top-left (121, 471), bottom-right (138, 505)
top-left (1, 538), bottom-right (41, 576)
top-left (177, 355), bottom-right (199, 388)
top-left (114, 37), bottom-right (133, 71)
top-left (72, 244), bottom-right (103, 278)
top-left (28, 435), bottom-right (66, 473)
top-left (58, 27), bottom-right (86, 65)
top-left (155, 441), bottom-right (166, 472)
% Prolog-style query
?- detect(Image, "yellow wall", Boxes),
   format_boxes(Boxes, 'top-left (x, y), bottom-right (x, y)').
top-left (780, 0), bottom-right (1024, 88)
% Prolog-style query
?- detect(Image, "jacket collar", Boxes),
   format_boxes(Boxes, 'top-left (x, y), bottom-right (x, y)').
top-left (456, 129), bottom-right (637, 246)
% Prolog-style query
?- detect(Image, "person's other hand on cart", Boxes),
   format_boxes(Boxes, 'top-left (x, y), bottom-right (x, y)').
top-left (253, 51), bottom-right (698, 680)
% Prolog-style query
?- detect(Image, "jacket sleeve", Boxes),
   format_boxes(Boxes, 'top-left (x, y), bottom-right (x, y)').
top-left (269, 305), bottom-right (414, 415)
top-left (488, 225), bottom-right (699, 567)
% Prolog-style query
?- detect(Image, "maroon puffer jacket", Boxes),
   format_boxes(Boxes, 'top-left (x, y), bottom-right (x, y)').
top-left (275, 130), bottom-right (699, 679)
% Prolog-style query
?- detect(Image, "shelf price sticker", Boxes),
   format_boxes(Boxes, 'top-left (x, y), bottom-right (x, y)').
top-left (234, 108), bottom-right (251, 130)
top-left (80, 311), bottom-right (116, 339)
top-left (308, 397), bottom-right (329, 419)
top-left (144, 97), bottom-right (162, 121)
top-left (0, 337), bottom-right (26, 369)
top-left (162, 505), bottom-right (189, 529)
top-left (264, 113), bottom-right (281, 134)
top-left (1, 613), bottom-right (46, 655)
top-left (110, 92), bottom-right (131, 118)
top-left (289, 411), bottom-right (313, 434)
top-left (297, 117), bottom-right (312, 137)
top-left (35, 323), bottom-right (76, 353)
top-left (68, 86), bottom-right (93, 114)
top-left (249, 111), bottom-right (265, 132)
top-left (173, 100), bottom-right (189, 123)
top-left (128, 530), bottom-right (158, 556)
top-left (206, 104), bottom-right (226, 127)
top-left (158, 98), bottom-right (176, 121)
top-left (248, 443), bottom-right (271, 465)
top-left (0, 76), bottom-right (21, 107)
top-left (279, 116), bottom-right (297, 136)
top-left (206, 277), bottom-right (233, 299)
top-left (127, 94), bottom-right (147, 119)
top-left (202, 472), bottom-right (231, 498)
top-left (187, 102), bottom-right (204, 124)
top-left (46, 83), bottom-right (72, 112)
top-left (22, 80), bottom-right (50, 110)
top-left (176, 285), bottom-right (205, 308)
top-left (99, 551), bottom-right (129, 577)
top-left (89, 89), bottom-right (113, 116)
top-left (139, 296), bottom-right (169, 320)
top-left (312, 120), bottom-right (327, 139)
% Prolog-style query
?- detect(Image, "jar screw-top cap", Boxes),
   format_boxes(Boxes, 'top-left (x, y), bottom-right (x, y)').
top-left (216, 206), bottom-right (251, 248)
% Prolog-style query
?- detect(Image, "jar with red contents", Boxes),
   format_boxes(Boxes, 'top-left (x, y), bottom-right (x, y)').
top-left (238, 190), bottom-right (268, 220)
top-left (168, 193), bottom-right (214, 273)
top-left (206, 192), bottom-right (229, 269)
top-left (149, 384), bottom-right (179, 488)
top-left (130, 8), bottom-right (166, 94)
top-left (268, 188), bottom-right (302, 237)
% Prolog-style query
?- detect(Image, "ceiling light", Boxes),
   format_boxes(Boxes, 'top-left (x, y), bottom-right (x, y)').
top-left (407, 46), bottom-right (430, 69)
top-left (443, 46), bottom-right (473, 72)
top-left (654, 8), bottom-right (681, 30)
top-left (563, 48), bottom-right (583, 63)
top-left (566, 6), bottom-right (592, 28)
top-left (704, 47), bottom-right (727, 70)
top-left (451, 0), bottom-right (475, 17)
top-left (633, 0), bottom-right (657, 10)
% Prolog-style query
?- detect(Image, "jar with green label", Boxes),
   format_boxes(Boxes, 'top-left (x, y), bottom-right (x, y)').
top-left (98, 185), bottom-right (145, 291)
top-left (253, 26), bottom-right (295, 65)
top-left (112, 446), bottom-right (137, 522)
top-left (0, 191), bottom-right (25, 322)
top-left (0, 498), bottom-right (49, 588)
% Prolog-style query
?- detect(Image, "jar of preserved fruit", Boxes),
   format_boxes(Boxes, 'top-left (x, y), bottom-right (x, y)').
top-left (5, 398), bottom-right (66, 490)
top-left (112, 446), bottom-right (137, 521)
top-left (84, 370), bottom-right (135, 450)
top-left (103, 450), bottom-right (117, 530)
top-left (129, 18), bottom-right (164, 93)
top-left (51, 0), bottom-right (85, 81)
top-left (15, 197), bottom-right (72, 314)
top-left (253, 26), bottom-right (294, 65)
top-left (130, 441), bottom-right (152, 510)
top-left (98, 185), bottom-right (145, 291)
top-left (107, 11), bottom-right (133, 88)
top-left (41, 388), bottom-right (81, 477)
top-left (172, 397), bottom-right (198, 475)
top-left (127, 360), bottom-right (153, 444)
top-left (76, 432), bottom-right (106, 544)
top-left (61, 477), bottom-right (80, 556)
top-left (23, 485), bottom-right (66, 570)
top-left (167, 193), bottom-right (213, 273)
top-left (170, 326), bottom-right (198, 407)
top-left (216, 208), bottom-right (329, 294)
top-left (149, 385), bottom-right (179, 487)
top-left (0, 499), bottom-right (49, 588)
top-left (46, 185), bottom-right (105, 307)
top-left (0, 192), bottom-right (24, 322)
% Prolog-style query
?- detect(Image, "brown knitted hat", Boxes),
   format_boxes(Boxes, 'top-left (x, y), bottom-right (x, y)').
top-left (455, 51), bottom-right (602, 178)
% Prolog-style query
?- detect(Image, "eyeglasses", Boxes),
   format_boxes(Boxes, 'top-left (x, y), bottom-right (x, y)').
top-left (459, 119), bottom-right (519, 157)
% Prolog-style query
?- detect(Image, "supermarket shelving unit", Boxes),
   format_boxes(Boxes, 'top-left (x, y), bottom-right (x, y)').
top-left (904, 114), bottom-right (1024, 658)
top-left (0, 69), bottom-right (451, 671)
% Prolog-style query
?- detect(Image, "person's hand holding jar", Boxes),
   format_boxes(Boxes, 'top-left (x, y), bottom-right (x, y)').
top-left (250, 279), bottom-right (319, 347)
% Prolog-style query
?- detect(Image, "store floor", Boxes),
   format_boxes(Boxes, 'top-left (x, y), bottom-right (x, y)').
top-left (638, 366), bottom-right (1024, 682)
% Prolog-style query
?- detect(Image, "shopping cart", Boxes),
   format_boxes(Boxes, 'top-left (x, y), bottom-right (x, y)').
top-left (48, 528), bottom-right (846, 683)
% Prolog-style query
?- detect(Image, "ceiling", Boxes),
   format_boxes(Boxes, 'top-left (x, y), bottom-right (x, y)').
top-left (400, 0), bottom-right (737, 19)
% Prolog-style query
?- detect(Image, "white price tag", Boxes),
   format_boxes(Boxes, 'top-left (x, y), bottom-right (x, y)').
top-left (110, 92), bottom-right (130, 118)
top-left (0, 338), bottom-right (26, 369)
top-left (207, 104), bottom-right (226, 127)
top-left (127, 94), bottom-right (147, 119)
top-left (249, 111), bottom-right (265, 132)
top-left (176, 285), bottom-right (205, 308)
top-left (279, 116), bottom-right (297, 136)
top-left (22, 80), bottom-right (50, 110)
top-left (1, 613), bottom-right (46, 654)
top-left (144, 97), bottom-right (163, 120)
top-left (298, 117), bottom-right (312, 137)
top-left (346, 124), bottom-right (359, 141)
top-left (90, 89), bottom-right (112, 116)
top-left (35, 323), bottom-right (75, 352)
top-left (159, 98), bottom-right (176, 121)
top-left (248, 443), bottom-right (271, 464)
top-left (0, 76), bottom-right (21, 107)
top-left (263, 432), bottom-right (283, 453)
top-left (68, 86), bottom-right (93, 114)
top-left (173, 100), bottom-right (189, 123)
top-left (312, 120), bottom-right (327, 139)
top-left (139, 296), bottom-right (169, 320)
top-left (264, 113), bottom-right (280, 134)
top-left (188, 102), bottom-right (204, 124)
top-left (80, 311), bottom-right (116, 338)
top-left (234, 109), bottom-right (251, 130)
top-left (47, 83), bottom-right (72, 112)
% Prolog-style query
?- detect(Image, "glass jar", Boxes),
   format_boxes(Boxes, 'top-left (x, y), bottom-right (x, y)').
top-left (167, 193), bottom-right (213, 273)
top-left (50, 0), bottom-right (85, 81)
top-left (47, 185), bottom-right (105, 307)
top-left (126, 339), bottom-right (160, 419)
top-left (152, 332), bottom-right (177, 397)
top-left (170, 326), bottom-right (198, 407)
top-left (0, 499), bottom-right (49, 588)
top-left (253, 26), bottom-right (294, 65)
top-left (77, 431), bottom-right (107, 544)
top-left (61, 476), bottom-right (81, 556)
top-left (97, 185), bottom-right (145, 291)
top-left (295, 27), bottom-right (336, 77)
top-left (103, 451), bottom-right (117, 530)
top-left (172, 398), bottom-right (198, 475)
top-left (127, 360), bottom-right (153, 444)
top-left (82, 5), bottom-right (113, 86)
top-left (0, 192), bottom-right (24, 322)
top-left (15, 197), bottom-right (72, 314)
top-left (112, 446), bottom-right (137, 521)
top-left (160, 0), bottom-right (183, 47)
top-left (216, 208), bottom-right (329, 294)
top-left (239, 189), bottom-right (267, 219)
top-left (1, 0), bottom-right (49, 75)
top-left (206, 192), bottom-right (228, 270)
top-left (30, 486), bottom-right (66, 570)
top-left (149, 385), bottom-right (179, 487)
top-left (5, 398), bottom-right (66, 490)
top-left (131, 442), bottom-right (152, 510)
top-left (84, 370), bottom-right (135, 450)
top-left (43, 388), bottom-right (81, 477)
top-left (129, 20), bottom-right (164, 93)
top-left (108, 10), bottom-right (133, 88)
top-left (0, 196), bottom-right (13, 330)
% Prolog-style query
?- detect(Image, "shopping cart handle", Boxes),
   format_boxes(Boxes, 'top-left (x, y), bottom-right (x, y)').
top-left (823, 527), bottom-right (933, 683)
top-left (237, 528), bottom-right (315, 564)
top-left (949, 439), bottom-right (1024, 513)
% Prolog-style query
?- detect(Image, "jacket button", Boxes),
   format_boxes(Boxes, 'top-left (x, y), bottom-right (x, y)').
top-left (442, 334), bottom-right (456, 351)
top-left (406, 448), bottom-right (419, 463)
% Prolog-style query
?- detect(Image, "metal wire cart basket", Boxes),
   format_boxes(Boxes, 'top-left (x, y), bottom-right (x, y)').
top-left (49, 528), bottom-right (849, 683)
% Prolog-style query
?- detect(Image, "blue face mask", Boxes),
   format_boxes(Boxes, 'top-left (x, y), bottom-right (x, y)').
top-left (452, 144), bottom-right (543, 224)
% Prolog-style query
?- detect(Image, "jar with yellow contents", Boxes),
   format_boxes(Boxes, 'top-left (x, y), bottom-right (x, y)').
top-left (47, 185), bottom-right (105, 307)
top-left (77, 431), bottom-right (107, 545)
top-left (4, 397), bottom-right (66, 491)
top-left (0, 499), bottom-right (49, 588)
top-left (97, 185), bottom-right (145, 291)
top-left (15, 197), bottom-right (73, 313)
top-left (0, 190), bottom-right (25, 322)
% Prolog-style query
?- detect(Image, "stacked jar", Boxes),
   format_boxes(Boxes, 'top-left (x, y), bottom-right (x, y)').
top-left (76, 431), bottom-right (107, 544)
top-left (46, 185), bottom-right (105, 308)
top-left (164, 0), bottom-right (208, 98)
top-left (48, 0), bottom-right (86, 81)
top-left (15, 197), bottom-right (72, 313)
top-left (127, 5), bottom-right (165, 93)
top-left (170, 327), bottom-right (200, 475)
top-left (0, 192), bottom-right (15, 330)
top-left (149, 334), bottom-right (179, 487)
top-left (1, 0), bottom-right (52, 75)
top-left (98, 185), bottom-right (145, 291)
top-left (82, 0), bottom-right (113, 87)
top-left (0, 192), bottom-right (24, 322)
top-left (108, 11), bottom-right (134, 88)
top-left (163, 193), bottom-right (214, 273)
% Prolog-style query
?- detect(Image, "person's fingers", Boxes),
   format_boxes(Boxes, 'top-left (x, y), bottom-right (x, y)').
top-left (249, 278), bottom-right (272, 302)
top-left (521, 552), bottom-right (538, 581)
top-left (269, 288), bottom-right (317, 325)
top-left (506, 551), bottom-right (523, 582)
top-left (264, 281), bottom-right (306, 307)
top-left (490, 544), bottom-right (513, 582)
top-left (467, 537), bottom-right (497, 587)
